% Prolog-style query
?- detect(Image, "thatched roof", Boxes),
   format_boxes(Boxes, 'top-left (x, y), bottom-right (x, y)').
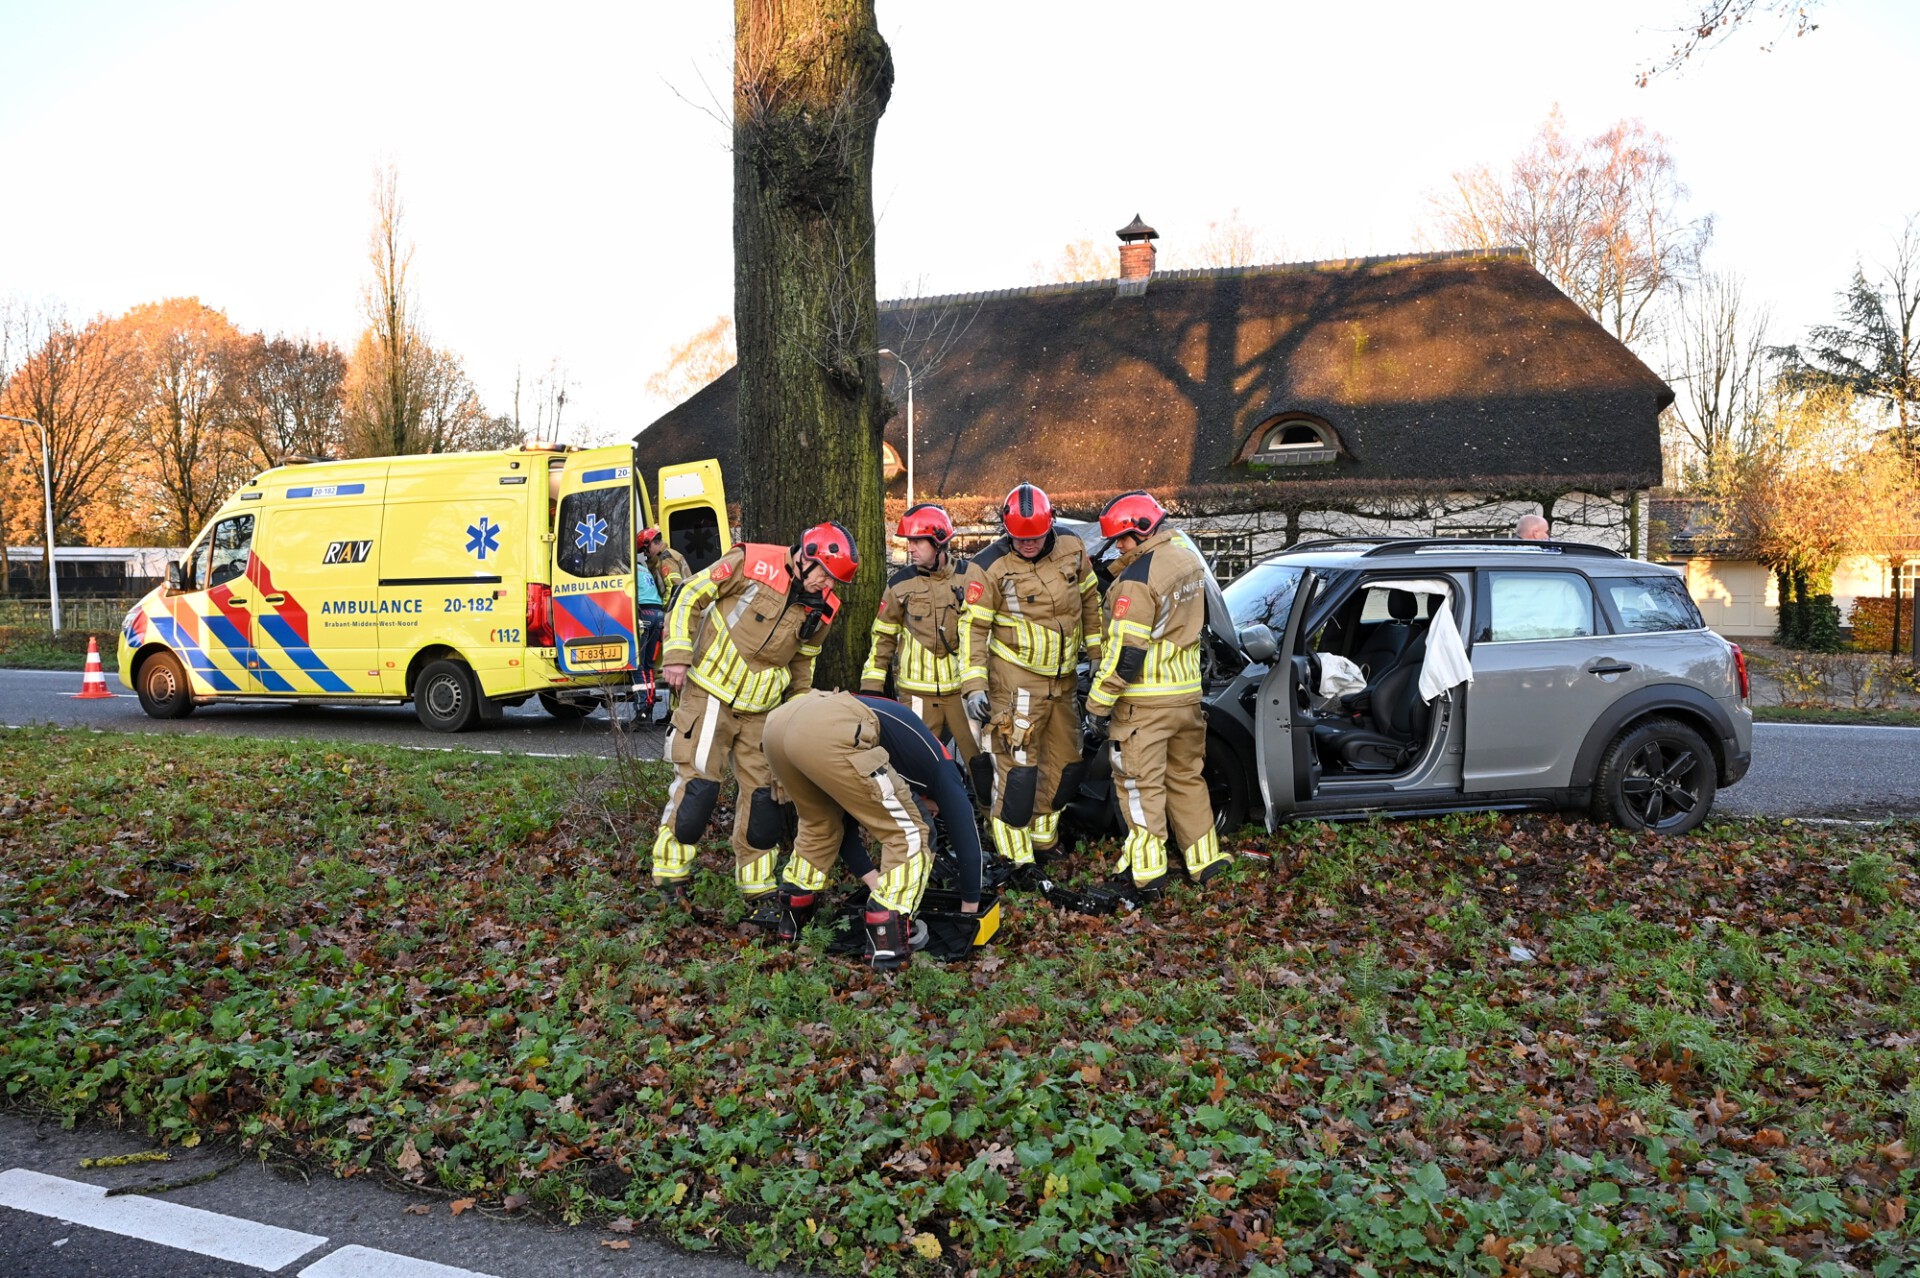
top-left (639, 249), bottom-right (1672, 517)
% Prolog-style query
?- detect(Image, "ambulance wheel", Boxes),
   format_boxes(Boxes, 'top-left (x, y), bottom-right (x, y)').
top-left (538, 693), bottom-right (591, 720)
top-left (135, 651), bottom-right (195, 719)
top-left (415, 659), bottom-right (480, 733)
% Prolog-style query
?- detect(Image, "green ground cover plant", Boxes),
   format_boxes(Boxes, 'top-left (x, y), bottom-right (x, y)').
top-left (1, 727), bottom-right (1915, 1276)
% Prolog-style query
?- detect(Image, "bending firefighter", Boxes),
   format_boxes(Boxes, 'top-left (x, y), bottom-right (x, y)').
top-left (764, 691), bottom-right (983, 971)
top-left (859, 503), bottom-right (982, 787)
top-left (1083, 490), bottom-right (1228, 897)
top-left (959, 483), bottom-right (1104, 876)
top-left (649, 522), bottom-right (858, 911)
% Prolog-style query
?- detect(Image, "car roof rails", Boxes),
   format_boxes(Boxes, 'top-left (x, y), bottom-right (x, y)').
top-left (1360, 537), bottom-right (1626, 559)
top-left (1282, 536), bottom-right (1402, 554)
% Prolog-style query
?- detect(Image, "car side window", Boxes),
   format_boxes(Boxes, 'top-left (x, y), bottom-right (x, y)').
top-left (1482, 571), bottom-right (1595, 643)
top-left (1604, 576), bottom-right (1703, 633)
top-left (207, 515), bottom-right (254, 588)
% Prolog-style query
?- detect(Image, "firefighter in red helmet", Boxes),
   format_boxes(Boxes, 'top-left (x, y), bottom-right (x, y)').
top-left (860, 503), bottom-right (982, 789)
top-left (958, 483), bottom-right (1104, 877)
top-left (650, 520), bottom-right (858, 919)
top-left (1083, 491), bottom-right (1226, 898)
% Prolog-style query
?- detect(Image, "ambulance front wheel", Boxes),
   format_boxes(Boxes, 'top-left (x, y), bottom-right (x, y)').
top-left (415, 659), bottom-right (480, 733)
top-left (135, 650), bottom-right (195, 720)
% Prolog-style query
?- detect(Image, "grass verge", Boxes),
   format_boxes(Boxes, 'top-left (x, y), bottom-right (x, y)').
top-left (0, 626), bottom-right (95, 670)
top-left (2, 727), bottom-right (1916, 1276)
top-left (1752, 705), bottom-right (1920, 728)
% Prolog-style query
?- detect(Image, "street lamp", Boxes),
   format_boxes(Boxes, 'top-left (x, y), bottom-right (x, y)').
top-left (878, 348), bottom-right (914, 509)
top-left (0, 413), bottom-right (60, 634)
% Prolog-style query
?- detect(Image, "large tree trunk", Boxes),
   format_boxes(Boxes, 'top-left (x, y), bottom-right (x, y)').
top-left (733, 0), bottom-right (893, 690)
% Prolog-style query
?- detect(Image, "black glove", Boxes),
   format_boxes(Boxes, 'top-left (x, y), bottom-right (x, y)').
top-left (1082, 710), bottom-right (1110, 749)
top-left (964, 691), bottom-right (991, 724)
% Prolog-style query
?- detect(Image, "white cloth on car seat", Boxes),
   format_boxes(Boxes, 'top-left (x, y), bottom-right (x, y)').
top-left (1376, 576), bottom-right (1474, 703)
top-left (1316, 652), bottom-right (1367, 700)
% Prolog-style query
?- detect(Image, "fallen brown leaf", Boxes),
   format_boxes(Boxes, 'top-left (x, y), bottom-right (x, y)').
top-left (601, 1238), bottom-right (631, 1250)
top-left (404, 1203), bottom-right (432, 1216)
top-left (501, 1193), bottom-right (529, 1212)
top-left (607, 1217), bottom-right (635, 1233)
top-left (449, 1198), bottom-right (475, 1217)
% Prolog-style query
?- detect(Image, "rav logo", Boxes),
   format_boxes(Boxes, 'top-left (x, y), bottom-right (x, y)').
top-left (323, 540), bottom-right (373, 564)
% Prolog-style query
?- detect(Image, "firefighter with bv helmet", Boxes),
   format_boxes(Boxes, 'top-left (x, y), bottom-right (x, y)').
top-left (860, 503), bottom-right (982, 785)
top-left (649, 521), bottom-right (858, 913)
top-left (959, 483), bottom-right (1104, 875)
top-left (1083, 491), bottom-right (1228, 897)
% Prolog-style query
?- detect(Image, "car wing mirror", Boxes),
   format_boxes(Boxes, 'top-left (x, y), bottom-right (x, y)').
top-left (1237, 623), bottom-right (1278, 664)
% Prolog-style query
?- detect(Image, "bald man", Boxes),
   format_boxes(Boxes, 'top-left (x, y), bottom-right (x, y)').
top-left (1515, 514), bottom-right (1549, 541)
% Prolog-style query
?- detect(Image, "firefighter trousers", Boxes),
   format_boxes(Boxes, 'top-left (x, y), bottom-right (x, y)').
top-left (764, 691), bottom-right (932, 916)
top-left (899, 690), bottom-right (981, 769)
top-left (984, 667), bottom-right (1078, 865)
top-left (1107, 698), bottom-right (1225, 887)
top-left (649, 682), bottom-right (782, 897)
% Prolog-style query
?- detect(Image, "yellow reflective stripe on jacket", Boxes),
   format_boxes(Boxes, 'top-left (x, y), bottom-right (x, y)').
top-left (889, 631), bottom-right (962, 693)
top-left (860, 615), bottom-right (903, 689)
top-left (1088, 621), bottom-right (1201, 708)
top-left (984, 613), bottom-right (1078, 677)
top-left (662, 569), bottom-right (719, 662)
top-left (960, 601), bottom-right (995, 684)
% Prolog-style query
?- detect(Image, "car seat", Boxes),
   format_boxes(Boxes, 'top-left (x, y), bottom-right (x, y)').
top-left (1352, 589), bottom-right (1418, 678)
top-left (1312, 625), bottom-right (1433, 773)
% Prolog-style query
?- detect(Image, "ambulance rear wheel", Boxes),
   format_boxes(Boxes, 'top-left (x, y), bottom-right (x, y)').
top-left (415, 659), bottom-right (480, 733)
top-left (538, 693), bottom-right (591, 720)
top-left (135, 651), bottom-right (194, 720)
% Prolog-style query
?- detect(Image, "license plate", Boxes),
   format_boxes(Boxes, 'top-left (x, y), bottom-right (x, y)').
top-left (569, 642), bottom-right (625, 663)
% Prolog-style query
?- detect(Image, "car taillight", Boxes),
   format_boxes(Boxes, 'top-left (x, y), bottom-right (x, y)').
top-left (527, 583), bottom-right (555, 647)
top-left (1730, 643), bottom-right (1749, 702)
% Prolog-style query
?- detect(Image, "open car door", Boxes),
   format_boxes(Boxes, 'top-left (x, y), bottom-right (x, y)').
top-left (1253, 568), bottom-right (1322, 829)
top-left (655, 459), bottom-right (731, 573)
top-left (551, 447), bottom-right (640, 676)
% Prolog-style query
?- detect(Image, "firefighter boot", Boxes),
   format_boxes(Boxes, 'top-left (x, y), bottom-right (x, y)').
top-left (777, 886), bottom-right (818, 943)
top-left (865, 907), bottom-right (913, 972)
top-left (740, 894), bottom-right (782, 931)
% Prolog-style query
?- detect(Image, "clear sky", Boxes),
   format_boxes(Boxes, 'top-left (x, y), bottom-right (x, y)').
top-left (2, 0), bottom-right (1916, 439)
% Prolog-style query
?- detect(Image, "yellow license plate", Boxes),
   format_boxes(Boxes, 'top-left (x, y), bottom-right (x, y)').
top-left (569, 642), bottom-right (625, 663)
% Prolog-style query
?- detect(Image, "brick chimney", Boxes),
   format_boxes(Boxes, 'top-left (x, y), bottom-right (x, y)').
top-left (1117, 213), bottom-right (1159, 280)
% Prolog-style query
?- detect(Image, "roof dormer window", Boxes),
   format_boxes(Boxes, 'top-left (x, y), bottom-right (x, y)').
top-left (1242, 414), bottom-right (1338, 467)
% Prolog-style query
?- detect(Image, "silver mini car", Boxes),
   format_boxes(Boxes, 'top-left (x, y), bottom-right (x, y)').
top-left (1071, 537), bottom-right (1752, 838)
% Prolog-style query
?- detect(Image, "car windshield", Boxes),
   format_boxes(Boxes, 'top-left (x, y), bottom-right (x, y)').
top-left (1224, 561), bottom-right (1308, 634)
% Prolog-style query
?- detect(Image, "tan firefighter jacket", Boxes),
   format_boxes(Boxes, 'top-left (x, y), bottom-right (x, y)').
top-left (1088, 526), bottom-right (1208, 712)
top-left (662, 543), bottom-right (838, 714)
top-left (860, 556), bottom-right (969, 695)
top-left (648, 544), bottom-right (692, 601)
top-left (959, 531), bottom-right (1104, 690)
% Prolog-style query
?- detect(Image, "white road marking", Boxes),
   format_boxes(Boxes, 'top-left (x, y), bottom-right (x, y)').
top-left (299, 1243), bottom-right (503, 1278)
top-left (0, 1168), bottom-right (326, 1270)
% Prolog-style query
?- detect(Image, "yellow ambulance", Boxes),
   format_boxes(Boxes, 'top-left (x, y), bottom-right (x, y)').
top-left (117, 443), bottom-right (729, 732)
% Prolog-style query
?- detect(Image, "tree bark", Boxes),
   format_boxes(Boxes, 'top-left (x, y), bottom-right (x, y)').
top-left (733, 0), bottom-right (893, 689)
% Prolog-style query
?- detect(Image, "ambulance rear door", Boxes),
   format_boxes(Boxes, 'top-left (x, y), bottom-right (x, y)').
top-left (654, 459), bottom-right (731, 572)
top-left (551, 448), bottom-right (640, 676)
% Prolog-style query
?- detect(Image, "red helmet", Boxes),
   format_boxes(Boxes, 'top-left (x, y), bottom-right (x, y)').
top-left (636, 527), bottom-right (662, 550)
top-left (897, 503), bottom-right (954, 547)
top-left (1001, 483), bottom-right (1054, 539)
top-left (1098, 490), bottom-right (1167, 540)
top-left (798, 520), bottom-right (860, 585)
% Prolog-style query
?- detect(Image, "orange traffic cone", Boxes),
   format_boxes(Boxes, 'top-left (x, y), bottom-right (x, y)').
top-left (75, 636), bottom-right (113, 699)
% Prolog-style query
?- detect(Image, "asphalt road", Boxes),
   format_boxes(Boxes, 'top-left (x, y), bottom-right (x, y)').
top-left (0, 667), bottom-right (664, 761)
top-left (5, 667), bottom-right (1919, 820)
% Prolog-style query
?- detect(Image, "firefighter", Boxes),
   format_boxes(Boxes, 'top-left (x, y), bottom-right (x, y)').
top-left (959, 482), bottom-right (1104, 877)
top-left (859, 503), bottom-right (981, 783)
top-left (1082, 490), bottom-right (1228, 897)
top-left (649, 521), bottom-right (859, 914)
top-left (764, 690), bottom-right (983, 971)
top-left (638, 527), bottom-right (692, 601)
